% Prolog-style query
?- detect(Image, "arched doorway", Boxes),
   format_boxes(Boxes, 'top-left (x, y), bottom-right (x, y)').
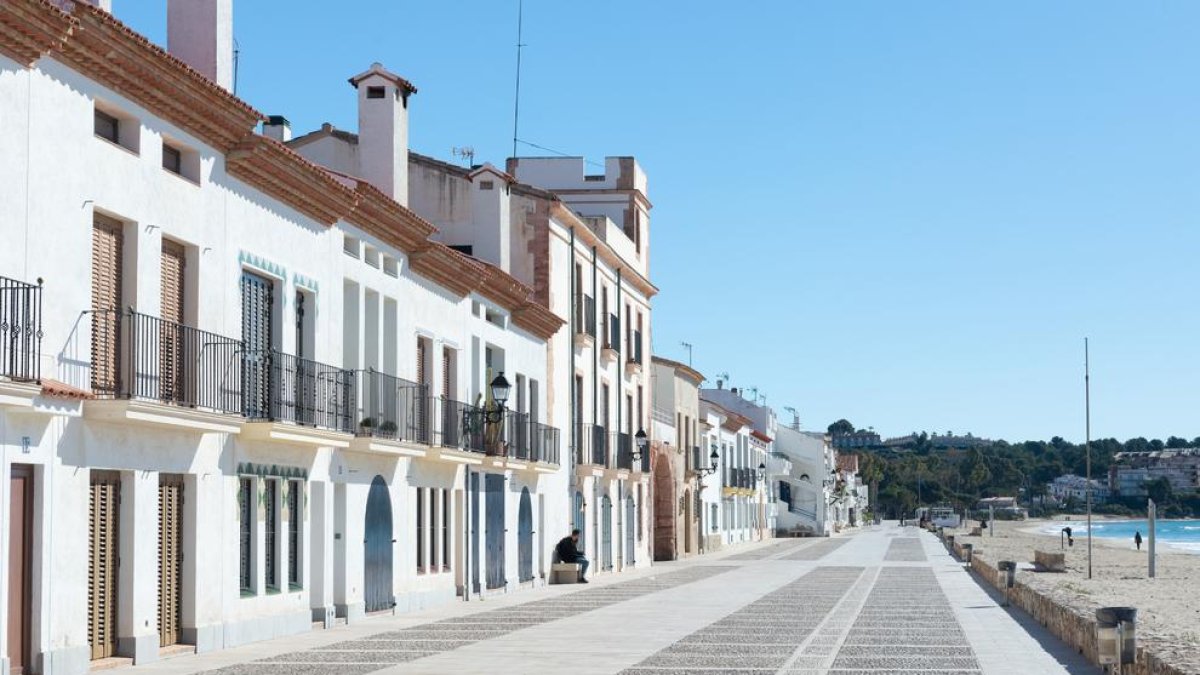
top-left (683, 488), bottom-right (693, 554)
top-left (517, 487), bottom-right (533, 582)
top-left (363, 475), bottom-right (393, 612)
top-left (600, 494), bottom-right (612, 571)
top-left (653, 453), bottom-right (675, 561)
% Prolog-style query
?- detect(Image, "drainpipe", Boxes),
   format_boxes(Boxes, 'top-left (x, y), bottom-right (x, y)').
top-left (568, 227), bottom-right (576, 509)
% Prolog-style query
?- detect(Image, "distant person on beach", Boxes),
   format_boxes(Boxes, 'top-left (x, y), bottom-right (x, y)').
top-left (1135, 531), bottom-right (1143, 551)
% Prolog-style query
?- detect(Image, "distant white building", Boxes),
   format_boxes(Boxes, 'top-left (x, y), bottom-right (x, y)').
top-left (773, 427), bottom-right (836, 536)
top-left (1047, 474), bottom-right (1110, 503)
top-left (1109, 449), bottom-right (1200, 497)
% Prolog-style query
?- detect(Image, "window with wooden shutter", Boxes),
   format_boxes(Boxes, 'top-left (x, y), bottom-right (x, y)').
top-left (238, 478), bottom-right (253, 595)
top-left (158, 475), bottom-right (183, 647)
top-left (88, 471), bottom-right (121, 661)
top-left (160, 240), bottom-right (186, 403)
top-left (264, 479), bottom-right (278, 590)
top-left (287, 480), bottom-right (301, 589)
top-left (416, 488), bottom-right (425, 573)
top-left (441, 489), bottom-right (450, 572)
top-left (441, 347), bottom-right (451, 399)
top-left (91, 216), bottom-right (124, 395)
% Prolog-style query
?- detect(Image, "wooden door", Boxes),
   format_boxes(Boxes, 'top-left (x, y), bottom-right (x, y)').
top-left (88, 471), bottom-right (120, 661)
top-left (517, 488), bottom-right (533, 583)
top-left (484, 474), bottom-right (505, 590)
top-left (160, 240), bottom-right (186, 403)
top-left (157, 475), bottom-right (183, 647)
top-left (91, 216), bottom-right (124, 394)
top-left (7, 466), bottom-right (32, 674)
top-left (600, 495), bottom-right (612, 571)
top-left (240, 272), bottom-right (274, 419)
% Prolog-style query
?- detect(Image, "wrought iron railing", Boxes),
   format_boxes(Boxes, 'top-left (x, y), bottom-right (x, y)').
top-left (90, 310), bottom-right (242, 414)
top-left (605, 314), bottom-right (620, 351)
top-left (0, 276), bottom-right (42, 382)
top-left (357, 370), bottom-right (428, 443)
top-left (574, 295), bottom-right (596, 338)
top-left (612, 431), bottom-right (632, 471)
top-left (639, 446), bottom-right (650, 473)
top-left (690, 445), bottom-right (703, 473)
top-left (532, 421), bottom-right (560, 465)
top-left (628, 330), bottom-right (643, 365)
top-left (507, 410), bottom-right (532, 459)
top-left (574, 422), bottom-right (607, 466)
top-left (243, 350), bottom-right (355, 432)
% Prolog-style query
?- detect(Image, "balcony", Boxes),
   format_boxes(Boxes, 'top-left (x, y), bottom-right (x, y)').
top-left (625, 329), bottom-right (643, 376)
top-left (506, 411), bottom-right (562, 465)
top-left (574, 422), bottom-right (607, 468)
top-left (573, 294), bottom-right (596, 349)
top-left (242, 350), bottom-right (355, 433)
top-left (88, 310), bottom-right (244, 430)
top-left (356, 369), bottom-right (429, 445)
top-left (601, 314), bottom-right (620, 363)
top-left (689, 445), bottom-right (702, 475)
top-left (611, 431), bottom-right (632, 471)
top-left (0, 276), bottom-right (42, 383)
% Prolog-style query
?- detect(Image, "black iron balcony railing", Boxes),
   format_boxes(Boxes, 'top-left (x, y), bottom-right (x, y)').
top-left (690, 445), bottom-right (702, 474)
top-left (357, 369), bottom-right (429, 443)
top-left (435, 398), bottom-right (490, 453)
top-left (532, 421), bottom-right (561, 465)
top-left (507, 410), bottom-right (532, 460)
top-left (640, 446), bottom-right (650, 473)
top-left (605, 314), bottom-right (620, 351)
top-left (612, 431), bottom-right (633, 471)
top-left (574, 295), bottom-right (596, 338)
top-left (244, 350), bottom-right (355, 432)
top-left (573, 422), bottom-right (607, 466)
top-left (0, 276), bottom-right (42, 382)
top-left (90, 309), bottom-right (242, 415)
top-left (628, 330), bottom-right (643, 365)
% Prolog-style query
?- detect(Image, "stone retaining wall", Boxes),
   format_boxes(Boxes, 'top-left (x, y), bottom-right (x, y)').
top-left (968, 553), bottom-right (1193, 675)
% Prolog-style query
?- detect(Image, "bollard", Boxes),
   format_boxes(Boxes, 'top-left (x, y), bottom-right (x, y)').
top-left (1096, 607), bottom-right (1137, 668)
top-left (997, 560), bottom-right (1017, 607)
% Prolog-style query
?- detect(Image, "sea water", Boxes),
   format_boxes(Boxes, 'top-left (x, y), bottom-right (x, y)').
top-left (1040, 519), bottom-right (1200, 553)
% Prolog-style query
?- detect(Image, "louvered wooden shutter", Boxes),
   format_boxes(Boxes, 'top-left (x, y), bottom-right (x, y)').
top-left (441, 347), bottom-right (450, 399)
top-left (238, 478), bottom-right (252, 593)
top-left (158, 475), bottom-right (183, 647)
top-left (264, 480), bottom-right (278, 589)
top-left (160, 241), bottom-right (186, 403)
top-left (89, 471), bottom-right (121, 660)
top-left (91, 217), bottom-right (124, 394)
top-left (417, 339), bottom-right (426, 386)
top-left (287, 481), bottom-right (300, 588)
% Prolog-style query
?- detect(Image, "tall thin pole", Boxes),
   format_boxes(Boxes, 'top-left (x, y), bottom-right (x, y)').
top-left (511, 0), bottom-right (525, 159)
top-left (1085, 337), bottom-right (1093, 580)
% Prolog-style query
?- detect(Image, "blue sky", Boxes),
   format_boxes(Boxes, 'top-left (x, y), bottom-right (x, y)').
top-left (114, 1), bottom-right (1200, 443)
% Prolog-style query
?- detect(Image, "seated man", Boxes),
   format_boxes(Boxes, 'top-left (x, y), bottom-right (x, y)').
top-left (555, 529), bottom-right (589, 583)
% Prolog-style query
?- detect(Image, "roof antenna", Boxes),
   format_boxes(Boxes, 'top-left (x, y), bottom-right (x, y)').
top-left (232, 38), bottom-right (240, 95)
top-left (680, 341), bottom-right (693, 367)
top-left (511, 0), bottom-right (526, 159)
top-left (452, 147), bottom-right (476, 167)
top-left (784, 406), bottom-right (800, 430)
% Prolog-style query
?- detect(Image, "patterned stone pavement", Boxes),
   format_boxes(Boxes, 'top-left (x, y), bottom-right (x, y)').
top-left (124, 526), bottom-right (1093, 675)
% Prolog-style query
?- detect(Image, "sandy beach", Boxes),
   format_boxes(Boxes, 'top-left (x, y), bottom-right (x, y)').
top-left (945, 517), bottom-right (1200, 672)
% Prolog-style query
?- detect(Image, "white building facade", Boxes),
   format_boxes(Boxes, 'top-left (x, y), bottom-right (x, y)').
top-left (0, 3), bottom-right (565, 673)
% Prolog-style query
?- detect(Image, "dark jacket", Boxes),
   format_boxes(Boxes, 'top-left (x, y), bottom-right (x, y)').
top-left (556, 536), bottom-right (582, 563)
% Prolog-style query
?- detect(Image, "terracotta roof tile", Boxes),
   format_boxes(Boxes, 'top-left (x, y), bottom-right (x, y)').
top-left (41, 379), bottom-right (93, 400)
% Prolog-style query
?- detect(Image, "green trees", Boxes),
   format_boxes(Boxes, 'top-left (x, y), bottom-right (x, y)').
top-left (827, 419), bottom-right (855, 435)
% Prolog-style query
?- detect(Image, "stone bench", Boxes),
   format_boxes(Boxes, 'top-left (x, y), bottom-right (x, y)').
top-left (1033, 550), bottom-right (1066, 572)
top-left (969, 527), bottom-right (983, 536)
top-left (550, 562), bottom-right (582, 584)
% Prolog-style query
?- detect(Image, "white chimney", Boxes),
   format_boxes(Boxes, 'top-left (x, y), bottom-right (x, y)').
top-left (81, 0), bottom-right (112, 11)
top-left (263, 115), bottom-right (291, 142)
top-left (349, 62), bottom-right (416, 205)
top-left (468, 164), bottom-right (512, 272)
top-left (167, 0), bottom-right (234, 92)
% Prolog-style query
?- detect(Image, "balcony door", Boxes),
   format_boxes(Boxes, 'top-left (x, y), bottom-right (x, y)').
top-left (159, 240), bottom-right (186, 404)
top-left (240, 272), bottom-right (274, 419)
top-left (90, 216), bottom-right (124, 395)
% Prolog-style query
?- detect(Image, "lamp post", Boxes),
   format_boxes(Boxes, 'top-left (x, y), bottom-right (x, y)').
top-left (484, 372), bottom-right (511, 423)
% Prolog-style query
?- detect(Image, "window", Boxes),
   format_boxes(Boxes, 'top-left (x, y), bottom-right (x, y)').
top-left (238, 478), bottom-right (254, 595)
top-left (343, 235), bottom-right (360, 259)
top-left (94, 109), bottom-right (119, 143)
top-left (162, 143), bottom-right (182, 175)
top-left (416, 488), bottom-right (426, 573)
top-left (367, 86), bottom-right (386, 99)
top-left (383, 256), bottom-right (398, 277)
top-left (264, 479), bottom-right (279, 591)
top-left (479, 180), bottom-right (494, 190)
top-left (442, 489), bottom-right (451, 571)
top-left (287, 480), bottom-right (302, 590)
top-left (364, 245), bottom-right (380, 268)
top-left (429, 488), bottom-right (439, 572)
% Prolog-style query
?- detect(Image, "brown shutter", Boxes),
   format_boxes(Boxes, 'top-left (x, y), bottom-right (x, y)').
top-left (441, 347), bottom-right (450, 399)
top-left (91, 217), bottom-right (124, 394)
top-left (157, 475), bottom-right (183, 647)
top-left (160, 241), bottom-right (187, 402)
top-left (416, 339), bottom-right (426, 386)
top-left (89, 471), bottom-right (121, 661)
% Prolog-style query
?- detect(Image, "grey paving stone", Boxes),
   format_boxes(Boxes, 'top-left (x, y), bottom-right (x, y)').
top-left (639, 654), bottom-right (789, 669)
top-left (259, 650), bottom-right (433, 663)
top-left (207, 665), bottom-right (380, 675)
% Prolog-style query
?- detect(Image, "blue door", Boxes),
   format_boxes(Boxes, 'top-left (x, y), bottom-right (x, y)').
top-left (600, 494), bottom-right (612, 571)
top-left (485, 474), bottom-right (506, 589)
top-left (363, 476), bottom-right (393, 612)
top-left (518, 488), bottom-right (533, 582)
top-left (573, 491), bottom-right (585, 551)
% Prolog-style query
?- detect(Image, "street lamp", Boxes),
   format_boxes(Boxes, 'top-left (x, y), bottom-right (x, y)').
top-left (756, 462), bottom-right (766, 482)
top-left (633, 428), bottom-right (648, 461)
top-left (697, 445), bottom-right (719, 478)
top-left (485, 372), bottom-right (511, 423)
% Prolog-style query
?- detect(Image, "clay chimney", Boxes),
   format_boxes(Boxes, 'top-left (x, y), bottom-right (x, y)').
top-left (349, 62), bottom-right (417, 205)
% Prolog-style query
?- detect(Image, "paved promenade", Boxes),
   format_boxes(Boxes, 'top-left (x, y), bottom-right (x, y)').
top-left (121, 524), bottom-right (1094, 674)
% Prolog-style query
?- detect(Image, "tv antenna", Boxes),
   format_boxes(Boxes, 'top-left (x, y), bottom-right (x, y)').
top-left (784, 406), bottom-right (800, 430)
top-left (451, 147), bottom-right (475, 167)
top-left (511, 0), bottom-right (526, 159)
top-left (680, 341), bottom-right (693, 366)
